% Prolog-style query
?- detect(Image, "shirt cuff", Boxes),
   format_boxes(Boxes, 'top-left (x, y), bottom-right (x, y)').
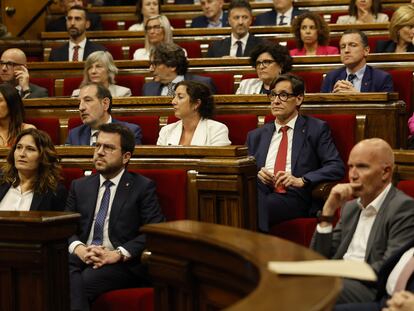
top-left (69, 241), bottom-right (85, 254)
top-left (316, 224), bottom-right (333, 233)
top-left (117, 246), bottom-right (131, 259)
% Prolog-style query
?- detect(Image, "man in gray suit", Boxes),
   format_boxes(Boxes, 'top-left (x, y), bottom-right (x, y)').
top-left (311, 138), bottom-right (414, 305)
top-left (0, 48), bottom-right (48, 98)
top-left (142, 42), bottom-right (216, 96)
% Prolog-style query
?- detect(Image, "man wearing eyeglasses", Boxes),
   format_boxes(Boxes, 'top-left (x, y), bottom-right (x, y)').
top-left (49, 5), bottom-right (106, 62)
top-left (142, 42), bottom-right (216, 96)
top-left (246, 74), bottom-right (344, 232)
top-left (207, 0), bottom-right (263, 58)
top-left (0, 48), bottom-right (48, 99)
top-left (66, 82), bottom-right (142, 145)
top-left (66, 122), bottom-right (165, 311)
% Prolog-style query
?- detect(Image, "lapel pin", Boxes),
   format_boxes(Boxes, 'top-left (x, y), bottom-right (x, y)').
top-left (126, 182), bottom-right (130, 187)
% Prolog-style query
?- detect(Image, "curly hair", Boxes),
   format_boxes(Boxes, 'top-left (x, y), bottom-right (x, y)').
top-left (291, 12), bottom-right (330, 49)
top-left (135, 0), bottom-right (161, 24)
top-left (175, 80), bottom-right (215, 119)
top-left (1, 128), bottom-right (63, 194)
top-left (349, 0), bottom-right (382, 18)
top-left (151, 42), bottom-right (188, 75)
top-left (249, 41), bottom-right (292, 74)
top-left (0, 84), bottom-right (25, 146)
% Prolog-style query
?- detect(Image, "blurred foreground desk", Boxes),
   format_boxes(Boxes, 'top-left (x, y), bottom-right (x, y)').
top-left (142, 220), bottom-right (341, 311)
top-left (0, 211), bottom-right (79, 311)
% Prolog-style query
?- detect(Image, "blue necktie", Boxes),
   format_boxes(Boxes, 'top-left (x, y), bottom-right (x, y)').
top-left (91, 180), bottom-right (113, 245)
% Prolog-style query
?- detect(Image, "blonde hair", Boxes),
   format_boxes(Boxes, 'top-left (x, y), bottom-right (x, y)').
top-left (82, 51), bottom-right (118, 85)
top-left (389, 5), bottom-right (414, 42)
top-left (144, 15), bottom-right (173, 51)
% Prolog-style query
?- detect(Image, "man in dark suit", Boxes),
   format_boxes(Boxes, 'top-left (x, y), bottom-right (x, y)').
top-left (254, 0), bottom-right (307, 26)
top-left (191, 0), bottom-right (229, 28)
top-left (311, 138), bottom-right (414, 305)
top-left (46, 0), bottom-right (102, 32)
top-left (207, 0), bottom-right (263, 58)
top-left (321, 29), bottom-right (393, 93)
top-left (143, 42), bottom-right (216, 96)
top-left (66, 82), bottom-right (142, 145)
top-left (246, 74), bottom-right (344, 232)
top-left (66, 122), bottom-right (165, 310)
top-left (49, 6), bottom-right (106, 62)
top-left (0, 48), bottom-right (48, 98)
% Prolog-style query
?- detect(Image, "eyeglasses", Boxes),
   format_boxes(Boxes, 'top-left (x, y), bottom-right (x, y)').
top-left (0, 61), bottom-right (23, 69)
top-left (255, 60), bottom-right (276, 68)
top-left (267, 91), bottom-right (296, 102)
top-left (145, 25), bottom-right (163, 32)
top-left (95, 142), bottom-right (118, 154)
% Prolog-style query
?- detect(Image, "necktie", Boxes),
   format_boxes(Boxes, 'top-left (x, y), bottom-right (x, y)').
top-left (347, 73), bottom-right (357, 84)
top-left (279, 14), bottom-right (286, 26)
top-left (90, 132), bottom-right (98, 146)
top-left (236, 40), bottom-right (243, 57)
top-left (274, 126), bottom-right (289, 193)
top-left (91, 180), bottom-right (113, 245)
top-left (72, 45), bottom-right (80, 62)
top-left (167, 82), bottom-right (176, 96)
top-left (394, 255), bottom-right (414, 293)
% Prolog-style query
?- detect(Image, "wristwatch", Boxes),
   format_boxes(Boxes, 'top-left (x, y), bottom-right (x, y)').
top-left (316, 210), bottom-right (336, 223)
top-left (115, 247), bottom-right (126, 262)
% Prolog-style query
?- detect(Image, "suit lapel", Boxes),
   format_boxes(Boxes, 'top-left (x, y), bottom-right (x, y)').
top-left (224, 37), bottom-right (232, 55)
top-left (85, 175), bottom-right (100, 233)
top-left (108, 171), bottom-right (131, 228)
top-left (83, 40), bottom-right (90, 61)
top-left (257, 122), bottom-right (276, 168)
top-left (80, 125), bottom-right (92, 145)
top-left (336, 204), bottom-right (362, 257)
top-left (361, 66), bottom-right (372, 92)
top-left (30, 192), bottom-right (44, 211)
top-left (291, 115), bottom-right (306, 173)
top-left (0, 183), bottom-right (11, 202)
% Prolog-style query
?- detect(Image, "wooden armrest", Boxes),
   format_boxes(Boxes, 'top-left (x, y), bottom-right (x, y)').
top-left (141, 249), bottom-right (152, 264)
top-left (311, 182), bottom-right (336, 201)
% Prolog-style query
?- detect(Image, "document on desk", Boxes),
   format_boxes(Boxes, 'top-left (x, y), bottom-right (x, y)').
top-left (268, 260), bottom-right (377, 281)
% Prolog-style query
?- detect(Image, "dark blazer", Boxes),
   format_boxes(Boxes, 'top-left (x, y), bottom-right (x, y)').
top-left (246, 115), bottom-right (345, 229)
top-left (191, 12), bottom-right (229, 28)
top-left (46, 13), bottom-right (102, 32)
top-left (48, 39), bottom-right (107, 62)
top-left (320, 65), bottom-right (394, 93)
top-left (0, 182), bottom-right (67, 212)
top-left (66, 170), bottom-right (165, 258)
top-left (375, 40), bottom-right (414, 53)
top-left (66, 118), bottom-right (142, 145)
top-left (207, 34), bottom-right (264, 58)
top-left (26, 83), bottom-right (48, 98)
top-left (311, 186), bottom-right (414, 275)
top-left (254, 8), bottom-right (307, 26)
top-left (142, 74), bottom-right (217, 96)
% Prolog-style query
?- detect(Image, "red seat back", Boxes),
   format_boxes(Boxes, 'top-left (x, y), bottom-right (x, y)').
top-left (30, 77), bottom-right (55, 96)
top-left (387, 69), bottom-right (413, 113)
top-left (295, 71), bottom-right (324, 93)
top-left (92, 288), bottom-right (154, 311)
top-left (129, 43), bottom-right (145, 59)
top-left (62, 167), bottom-right (85, 190)
top-left (63, 77), bottom-right (82, 96)
top-left (178, 42), bottom-right (202, 58)
top-left (330, 11), bottom-right (348, 23)
top-left (104, 44), bottom-right (124, 60)
top-left (101, 20), bottom-right (120, 30)
top-left (115, 75), bottom-right (145, 96)
top-left (25, 117), bottom-right (60, 145)
top-left (215, 114), bottom-right (257, 145)
top-left (170, 18), bottom-right (186, 28)
top-left (130, 169), bottom-right (187, 221)
top-left (201, 73), bottom-right (234, 94)
top-left (397, 180), bottom-right (414, 198)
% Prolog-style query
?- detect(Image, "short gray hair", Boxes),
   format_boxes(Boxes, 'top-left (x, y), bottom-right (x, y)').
top-left (82, 51), bottom-right (118, 85)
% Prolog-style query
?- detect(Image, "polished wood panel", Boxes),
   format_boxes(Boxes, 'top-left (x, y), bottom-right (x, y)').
top-left (141, 220), bottom-right (341, 311)
top-left (0, 211), bottom-right (79, 311)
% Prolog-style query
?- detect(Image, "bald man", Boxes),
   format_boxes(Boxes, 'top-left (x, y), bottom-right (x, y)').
top-left (0, 48), bottom-right (48, 98)
top-left (311, 138), bottom-right (414, 305)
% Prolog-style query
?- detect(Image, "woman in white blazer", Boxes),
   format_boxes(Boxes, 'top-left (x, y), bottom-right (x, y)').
top-left (71, 51), bottom-right (131, 97)
top-left (236, 41), bottom-right (292, 95)
top-left (157, 81), bottom-right (231, 146)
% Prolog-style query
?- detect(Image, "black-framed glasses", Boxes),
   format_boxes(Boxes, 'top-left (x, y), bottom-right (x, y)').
top-left (145, 25), bottom-right (163, 32)
top-left (255, 60), bottom-right (276, 68)
top-left (267, 91), bottom-right (296, 102)
top-left (0, 61), bottom-right (23, 69)
top-left (95, 142), bottom-right (118, 154)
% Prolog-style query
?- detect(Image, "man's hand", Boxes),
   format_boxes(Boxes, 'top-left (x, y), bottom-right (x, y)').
top-left (322, 183), bottom-right (361, 217)
top-left (84, 245), bottom-right (122, 269)
top-left (383, 291), bottom-right (414, 311)
top-left (258, 167), bottom-right (275, 186)
top-left (274, 171), bottom-right (305, 188)
top-left (333, 80), bottom-right (358, 93)
top-left (14, 65), bottom-right (30, 91)
top-left (74, 244), bottom-right (89, 264)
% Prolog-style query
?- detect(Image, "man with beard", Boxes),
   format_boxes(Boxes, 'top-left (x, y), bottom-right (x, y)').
top-left (207, 0), bottom-right (263, 58)
top-left (66, 122), bottom-right (164, 310)
top-left (66, 82), bottom-right (142, 145)
top-left (0, 48), bottom-right (48, 98)
top-left (49, 6), bottom-right (106, 62)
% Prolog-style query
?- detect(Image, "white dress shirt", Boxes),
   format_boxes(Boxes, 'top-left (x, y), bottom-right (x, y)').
top-left (161, 75), bottom-right (185, 95)
top-left (346, 65), bottom-right (366, 92)
top-left (277, 7), bottom-right (293, 25)
top-left (69, 38), bottom-right (87, 62)
top-left (230, 33), bottom-right (249, 57)
top-left (0, 186), bottom-right (34, 211)
top-left (264, 115), bottom-right (298, 173)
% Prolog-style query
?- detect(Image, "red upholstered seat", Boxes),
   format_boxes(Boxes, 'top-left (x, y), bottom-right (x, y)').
top-left (62, 167), bottom-right (85, 190)
top-left (104, 44), bottom-right (124, 60)
top-left (30, 77), bottom-right (55, 96)
top-left (92, 288), bottom-right (154, 311)
top-left (295, 72), bottom-right (324, 93)
top-left (387, 70), bottom-right (413, 113)
top-left (397, 180), bottom-right (414, 198)
top-left (178, 42), bottom-right (202, 58)
top-left (25, 117), bottom-right (60, 145)
top-left (129, 44), bottom-right (145, 59)
top-left (115, 75), bottom-right (145, 96)
top-left (367, 35), bottom-right (389, 51)
top-left (329, 11), bottom-right (348, 23)
top-left (241, 73), bottom-right (257, 80)
top-left (170, 18), bottom-right (186, 28)
top-left (200, 73), bottom-right (235, 94)
top-left (63, 77), bottom-right (82, 96)
top-left (101, 20), bottom-right (121, 31)
top-left (215, 114), bottom-right (257, 145)
top-left (68, 115), bottom-right (160, 145)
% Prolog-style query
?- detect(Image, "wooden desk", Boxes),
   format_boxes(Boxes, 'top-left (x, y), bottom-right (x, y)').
top-left (142, 220), bottom-right (341, 311)
top-left (0, 211), bottom-right (79, 311)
